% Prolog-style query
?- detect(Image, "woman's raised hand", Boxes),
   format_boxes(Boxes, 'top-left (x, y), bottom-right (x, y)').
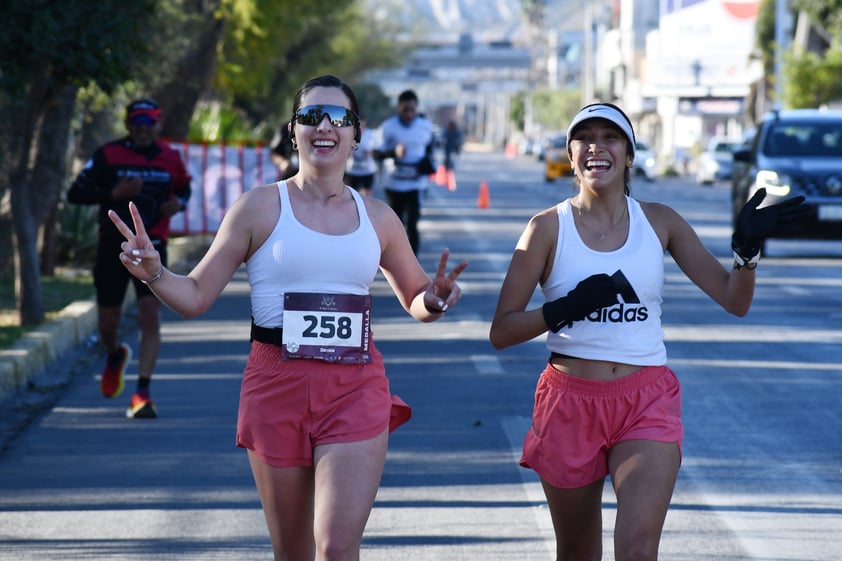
top-left (107, 202), bottom-right (163, 283)
top-left (426, 248), bottom-right (469, 312)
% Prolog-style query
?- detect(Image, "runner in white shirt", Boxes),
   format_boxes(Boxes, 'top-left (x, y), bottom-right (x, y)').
top-left (344, 115), bottom-right (378, 196)
top-left (375, 89), bottom-right (435, 254)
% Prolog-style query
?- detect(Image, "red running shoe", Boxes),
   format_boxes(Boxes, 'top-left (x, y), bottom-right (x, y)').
top-left (101, 343), bottom-right (130, 398)
top-left (126, 390), bottom-right (157, 419)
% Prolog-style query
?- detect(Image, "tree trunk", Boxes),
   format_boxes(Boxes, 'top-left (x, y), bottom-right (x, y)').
top-left (12, 186), bottom-right (43, 325)
top-left (156, 16), bottom-right (226, 139)
top-left (31, 84), bottom-right (77, 225)
top-left (8, 75), bottom-right (54, 325)
top-left (39, 200), bottom-right (60, 276)
top-left (0, 194), bottom-right (13, 279)
top-left (32, 83), bottom-right (78, 275)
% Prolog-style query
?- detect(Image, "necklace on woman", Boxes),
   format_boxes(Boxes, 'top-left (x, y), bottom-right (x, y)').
top-left (576, 197), bottom-right (628, 240)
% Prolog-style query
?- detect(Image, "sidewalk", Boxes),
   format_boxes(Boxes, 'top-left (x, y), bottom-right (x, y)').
top-left (0, 235), bottom-right (211, 453)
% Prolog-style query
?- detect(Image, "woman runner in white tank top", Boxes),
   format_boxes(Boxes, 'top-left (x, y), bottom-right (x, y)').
top-left (490, 103), bottom-right (807, 561)
top-left (107, 75), bottom-right (468, 561)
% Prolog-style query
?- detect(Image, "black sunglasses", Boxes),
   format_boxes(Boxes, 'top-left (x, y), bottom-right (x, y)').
top-left (129, 114), bottom-right (157, 127)
top-left (293, 104), bottom-right (358, 127)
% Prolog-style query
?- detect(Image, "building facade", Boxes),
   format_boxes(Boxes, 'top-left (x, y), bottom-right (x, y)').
top-left (365, 34), bottom-right (532, 148)
top-left (603, 0), bottom-right (761, 166)
top-left (363, 0), bottom-right (766, 169)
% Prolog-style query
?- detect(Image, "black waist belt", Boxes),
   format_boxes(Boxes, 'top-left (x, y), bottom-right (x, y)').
top-left (250, 320), bottom-right (283, 347)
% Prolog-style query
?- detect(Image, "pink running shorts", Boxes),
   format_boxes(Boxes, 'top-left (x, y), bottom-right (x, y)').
top-left (521, 363), bottom-right (683, 489)
top-left (236, 341), bottom-right (411, 467)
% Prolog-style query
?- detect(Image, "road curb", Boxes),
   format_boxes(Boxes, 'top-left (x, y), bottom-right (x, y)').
top-left (0, 300), bottom-right (98, 401)
top-left (0, 235), bottom-right (211, 404)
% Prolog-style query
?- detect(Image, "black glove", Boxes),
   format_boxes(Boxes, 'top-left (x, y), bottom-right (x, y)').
top-left (542, 273), bottom-right (620, 333)
top-left (732, 188), bottom-right (809, 259)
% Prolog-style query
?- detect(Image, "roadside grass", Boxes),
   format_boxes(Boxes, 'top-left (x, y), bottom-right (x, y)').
top-left (0, 269), bottom-right (94, 350)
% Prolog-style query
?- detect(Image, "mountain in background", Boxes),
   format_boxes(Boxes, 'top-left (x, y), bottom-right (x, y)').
top-left (365, 0), bottom-right (589, 44)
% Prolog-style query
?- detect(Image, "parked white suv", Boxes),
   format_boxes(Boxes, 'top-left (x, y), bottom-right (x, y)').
top-left (696, 137), bottom-right (739, 184)
top-left (633, 141), bottom-right (656, 182)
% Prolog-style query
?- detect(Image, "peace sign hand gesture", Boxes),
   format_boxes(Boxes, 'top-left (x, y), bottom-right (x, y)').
top-left (107, 201), bottom-right (164, 284)
top-left (424, 248), bottom-right (469, 314)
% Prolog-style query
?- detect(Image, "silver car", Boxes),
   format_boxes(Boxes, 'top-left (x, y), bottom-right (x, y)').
top-left (696, 138), bottom-right (739, 185)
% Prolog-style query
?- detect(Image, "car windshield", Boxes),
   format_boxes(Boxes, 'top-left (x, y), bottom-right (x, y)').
top-left (763, 122), bottom-right (842, 157)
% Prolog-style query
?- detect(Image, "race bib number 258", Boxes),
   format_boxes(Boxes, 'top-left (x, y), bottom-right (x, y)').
top-left (282, 292), bottom-right (372, 364)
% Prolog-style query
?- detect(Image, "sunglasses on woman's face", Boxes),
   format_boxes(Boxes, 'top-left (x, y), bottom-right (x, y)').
top-left (293, 105), bottom-right (358, 127)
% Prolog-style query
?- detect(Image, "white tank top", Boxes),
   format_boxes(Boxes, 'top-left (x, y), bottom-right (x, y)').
top-left (542, 197), bottom-right (667, 365)
top-left (246, 181), bottom-right (381, 327)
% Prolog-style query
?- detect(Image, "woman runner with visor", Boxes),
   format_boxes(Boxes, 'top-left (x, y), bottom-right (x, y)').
top-left (490, 103), bottom-right (807, 560)
top-left (108, 74), bottom-right (468, 561)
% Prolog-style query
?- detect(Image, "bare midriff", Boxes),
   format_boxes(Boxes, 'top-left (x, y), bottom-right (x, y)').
top-left (549, 353), bottom-right (643, 381)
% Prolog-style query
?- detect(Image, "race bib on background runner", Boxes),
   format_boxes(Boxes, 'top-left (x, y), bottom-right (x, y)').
top-left (282, 292), bottom-right (372, 363)
top-left (393, 163), bottom-right (419, 179)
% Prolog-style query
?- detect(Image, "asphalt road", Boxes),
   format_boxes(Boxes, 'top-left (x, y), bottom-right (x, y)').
top-left (0, 149), bottom-right (840, 560)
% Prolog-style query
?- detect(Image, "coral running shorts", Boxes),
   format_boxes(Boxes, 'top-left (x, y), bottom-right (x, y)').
top-left (236, 340), bottom-right (411, 468)
top-left (521, 362), bottom-right (683, 489)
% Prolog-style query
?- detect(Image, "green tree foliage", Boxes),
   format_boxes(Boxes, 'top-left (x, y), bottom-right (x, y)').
top-left (214, 0), bottom-right (406, 136)
top-left (755, 0), bottom-right (778, 76)
top-left (349, 83), bottom-right (393, 128)
top-left (530, 89), bottom-right (582, 132)
top-left (187, 102), bottom-right (265, 143)
top-left (0, 0), bottom-right (402, 326)
top-left (0, 0), bottom-right (159, 325)
top-left (785, 1), bottom-right (842, 107)
top-left (796, 0), bottom-right (842, 37)
top-left (756, 0), bottom-right (842, 108)
top-left (784, 47), bottom-right (842, 107)
top-left (510, 93), bottom-right (526, 132)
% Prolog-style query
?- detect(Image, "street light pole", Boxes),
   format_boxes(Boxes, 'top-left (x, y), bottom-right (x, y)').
top-left (774, 0), bottom-right (787, 109)
top-left (583, 2), bottom-right (593, 104)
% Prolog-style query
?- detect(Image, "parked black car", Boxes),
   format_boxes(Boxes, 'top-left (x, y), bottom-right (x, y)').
top-left (732, 109), bottom-right (842, 245)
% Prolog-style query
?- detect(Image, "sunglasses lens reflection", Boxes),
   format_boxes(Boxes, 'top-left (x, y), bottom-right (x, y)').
top-left (295, 105), bottom-right (356, 127)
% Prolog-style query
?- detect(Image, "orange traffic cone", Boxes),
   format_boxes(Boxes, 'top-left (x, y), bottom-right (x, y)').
top-left (435, 165), bottom-right (447, 185)
top-left (446, 169), bottom-right (457, 191)
top-left (477, 181), bottom-right (489, 208)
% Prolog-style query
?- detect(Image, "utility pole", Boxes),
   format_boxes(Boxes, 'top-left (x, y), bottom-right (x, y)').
top-left (583, 2), bottom-right (593, 104)
top-left (774, 0), bottom-right (787, 109)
